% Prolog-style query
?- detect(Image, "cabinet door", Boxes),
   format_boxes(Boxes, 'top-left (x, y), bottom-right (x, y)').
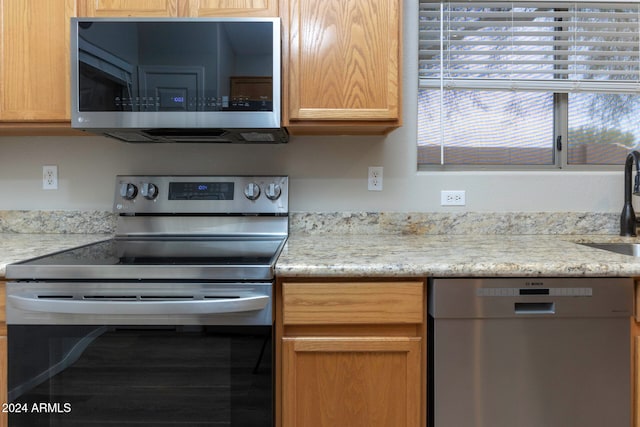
top-left (635, 335), bottom-right (639, 427)
top-left (634, 315), bottom-right (640, 427)
top-left (77, 0), bottom-right (276, 17)
top-left (0, 0), bottom-right (75, 122)
top-left (282, 0), bottom-right (401, 132)
top-left (0, 282), bottom-right (6, 427)
top-left (77, 0), bottom-right (179, 16)
top-left (282, 337), bottom-right (421, 427)
top-left (0, 336), bottom-right (5, 427)
top-left (635, 282), bottom-right (640, 427)
top-left (182, 0), bottom-right (277, 16)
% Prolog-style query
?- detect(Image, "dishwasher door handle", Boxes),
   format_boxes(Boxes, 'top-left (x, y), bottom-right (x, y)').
top-left (514, 302), bottom-right (555, 315)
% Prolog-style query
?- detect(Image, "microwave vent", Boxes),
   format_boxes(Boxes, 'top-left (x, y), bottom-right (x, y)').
top-left (101, 128), bottom-right (288, 144)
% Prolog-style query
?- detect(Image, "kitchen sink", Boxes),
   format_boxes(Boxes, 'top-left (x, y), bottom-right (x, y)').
top-left (581, 242), bottom-right (640, 257)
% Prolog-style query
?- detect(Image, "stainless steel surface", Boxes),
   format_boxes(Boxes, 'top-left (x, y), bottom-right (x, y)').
top-left (7, 282), bottom-right (272, 325)
top-left (70, 17), bottom-right (285, 143)
top-left (581, 242), bottom-right (640, 257)
top-left (429, 277), bottom-right (633, 318)
top-left (6, 175), bottom-right (289, 281)
top-left (8, 249), bottom-right (283, 281)
top-left (428, 277), bottom-right (633, 427)
top-left (113, 175), bottom-right (288, 215)
top-left (6, 174), bottom-right (279, 427)
top-left (115, 216), bottom-right (288, 237)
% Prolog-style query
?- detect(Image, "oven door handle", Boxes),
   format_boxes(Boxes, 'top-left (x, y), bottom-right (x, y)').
top-left (8, 295), bottom-right (270, 316)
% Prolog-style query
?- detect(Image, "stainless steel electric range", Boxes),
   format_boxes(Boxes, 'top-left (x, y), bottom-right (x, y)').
top-left (6, 175), bottom-right (288, 427)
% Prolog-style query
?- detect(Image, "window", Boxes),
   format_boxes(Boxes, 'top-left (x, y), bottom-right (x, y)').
top-left (418, 1), bottom-right (640, 168)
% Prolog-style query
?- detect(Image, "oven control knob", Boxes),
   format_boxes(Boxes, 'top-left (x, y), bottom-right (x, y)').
top-left (120, 183), bottom-right (138, 200)
top-left (141, 182), bottom-right (158, 200)
top-left (265, 183), bottom-right (281, 200)
top-left (244, 183), bottom-right (261, 200)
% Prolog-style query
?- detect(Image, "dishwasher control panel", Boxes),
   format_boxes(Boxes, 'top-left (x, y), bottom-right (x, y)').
top-left (476, 287), bottom-right (593, 297)
top-left (428, 277), bottom-right (633, 318)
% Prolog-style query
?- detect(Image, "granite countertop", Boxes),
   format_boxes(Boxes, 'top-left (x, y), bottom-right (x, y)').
top-left (0, 233), bottom-right (640, 277)
top-left (276, 233), bottom-right (640, 278)
top-left (4, 232), bottom-right (640, 280)
top-left (3, 210), bottom-right (640, 280)
top-left (0, 233), bottom-right (111, 277)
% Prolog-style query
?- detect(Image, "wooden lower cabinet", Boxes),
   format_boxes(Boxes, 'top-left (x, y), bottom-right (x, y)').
top-left (632, 279), bottom-right (640, 427)
top-left (277, 280), bottom-right (425, 427)
top-left (0, 335), bottom-right (5, 427)
top-left (633, 317), bottom-right (640, 427)
top-left (0, 282), bottom-right (6, 427)
top-left (282, 336), bottom-right (420, 427)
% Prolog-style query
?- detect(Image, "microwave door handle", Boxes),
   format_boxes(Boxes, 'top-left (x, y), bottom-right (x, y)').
top-left (8, 295), bottom-right (269, 316)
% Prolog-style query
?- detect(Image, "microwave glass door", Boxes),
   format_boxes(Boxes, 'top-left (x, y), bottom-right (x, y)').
top-left (77, 21), bottom-right (274, 113)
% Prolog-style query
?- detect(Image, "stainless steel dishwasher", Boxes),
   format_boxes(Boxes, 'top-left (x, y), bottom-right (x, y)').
top-left (428, 277), bottom-right (633, 427)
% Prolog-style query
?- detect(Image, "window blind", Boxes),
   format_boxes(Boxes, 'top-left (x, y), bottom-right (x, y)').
top-left (419, 1), bottom-right (640, 93)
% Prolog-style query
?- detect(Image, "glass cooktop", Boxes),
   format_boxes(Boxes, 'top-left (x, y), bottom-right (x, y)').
top-left (7, 237), bottom-right (286, 281)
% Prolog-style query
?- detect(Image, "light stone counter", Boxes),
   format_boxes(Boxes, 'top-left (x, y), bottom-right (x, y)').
top-left (278, 211), bottom-right (640, 278)
top-left (7, 232), bottom-right (638, 280)
top-left (3, 210), bottom-right (640, 279)
top-left (276, 233), bottom-right (640, 278)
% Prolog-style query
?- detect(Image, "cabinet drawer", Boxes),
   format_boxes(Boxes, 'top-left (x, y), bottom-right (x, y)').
top-left (0, 282), bottom-right (5, 336)
top-left (0, 282), bottom-right (5, 325)
top-left (635, 280), bottom-right (640, 322)
top-left (282, 281), bottom-right (424, 325)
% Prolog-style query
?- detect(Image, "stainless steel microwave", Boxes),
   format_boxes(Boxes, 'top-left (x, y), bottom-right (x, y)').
top-left (70, 17), bottom-right (287, 143)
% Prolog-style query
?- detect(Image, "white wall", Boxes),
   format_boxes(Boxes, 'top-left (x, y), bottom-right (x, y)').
top-left (0, 0), bottom-right (627, 213)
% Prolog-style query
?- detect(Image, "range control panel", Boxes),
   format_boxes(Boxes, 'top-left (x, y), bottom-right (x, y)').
top-left (114, 175), bottom-right (288, 215)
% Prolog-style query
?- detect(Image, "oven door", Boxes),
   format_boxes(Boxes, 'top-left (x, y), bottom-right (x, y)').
top-left (7, 282), bottom-right (273, 427)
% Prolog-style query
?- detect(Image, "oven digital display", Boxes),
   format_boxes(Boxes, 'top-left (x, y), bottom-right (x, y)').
top-left (169, 182), bottom-right (235, 200)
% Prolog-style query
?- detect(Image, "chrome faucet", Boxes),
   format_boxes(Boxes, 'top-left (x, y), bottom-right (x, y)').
top-left (620, 150), bottom-right (640, 236)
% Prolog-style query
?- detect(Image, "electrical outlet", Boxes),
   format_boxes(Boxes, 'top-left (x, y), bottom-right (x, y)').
top-left (368, 166), bottom-right (383, 191)
top-left (43, 165), bottom-right (58, 190)
top-left (441, 190), bottom-right (465, 206)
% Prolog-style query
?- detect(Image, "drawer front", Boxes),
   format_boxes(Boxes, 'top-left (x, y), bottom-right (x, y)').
top-left (636, 280), bottom-right (640, 322)
top-left (0, 282), bottom-right (5, 334)
top-left (282, 281), bottom-right (424, 325)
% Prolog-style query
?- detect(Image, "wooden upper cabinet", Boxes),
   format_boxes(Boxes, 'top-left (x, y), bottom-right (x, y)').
top-left (282, 0), bottom-right (402, 135)
top-left (77, 0), bottom-right (277, 17)
top-left (0, 0), bottom-right (76, 123)
top-left (77, 0), bottom-right (179, 16)
top-left (181, 0), bottom-right (277, 17)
